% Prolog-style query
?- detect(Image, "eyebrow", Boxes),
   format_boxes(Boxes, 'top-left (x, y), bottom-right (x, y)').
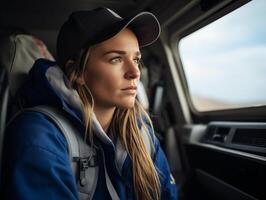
top-left (103, 50), bottom-right (141, 57)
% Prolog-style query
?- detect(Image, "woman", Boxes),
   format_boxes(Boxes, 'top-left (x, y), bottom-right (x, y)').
top-left (2, 8), bottom-right (177, 200)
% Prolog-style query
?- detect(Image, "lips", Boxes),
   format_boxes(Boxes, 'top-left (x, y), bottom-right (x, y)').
top-left (121, 85), bottom-right (137, 91)
top-left (121, 85), bottom-right (137, 95)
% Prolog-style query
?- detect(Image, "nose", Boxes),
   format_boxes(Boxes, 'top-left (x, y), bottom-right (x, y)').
top-left (124, 60), bottom-right (141, 80)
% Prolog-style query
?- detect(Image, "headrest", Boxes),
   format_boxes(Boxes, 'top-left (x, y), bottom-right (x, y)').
top-left (0, 34), bottom-right (54, 96)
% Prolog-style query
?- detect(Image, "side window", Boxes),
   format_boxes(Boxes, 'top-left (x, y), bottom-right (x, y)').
top-left (179, 0), bottom-right (266, 112)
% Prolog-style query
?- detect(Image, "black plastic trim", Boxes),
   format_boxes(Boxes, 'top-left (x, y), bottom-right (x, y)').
top-left (203, 122), bottom-right (266, 156)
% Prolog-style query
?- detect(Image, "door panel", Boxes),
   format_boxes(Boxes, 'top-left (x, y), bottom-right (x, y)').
top-left (180, 122), bottom-right (266, 200)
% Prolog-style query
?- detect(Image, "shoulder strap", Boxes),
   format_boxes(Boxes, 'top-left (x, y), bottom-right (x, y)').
top-left (20, 106), bottom-right (121, 200)
top-left (20, 106), bottom-right (99, 200)
top-left (27, 106), bottom-right (80, 161)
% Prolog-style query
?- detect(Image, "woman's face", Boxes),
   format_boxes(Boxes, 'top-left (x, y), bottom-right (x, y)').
top-left (84, 28), bottom-right (141, 110)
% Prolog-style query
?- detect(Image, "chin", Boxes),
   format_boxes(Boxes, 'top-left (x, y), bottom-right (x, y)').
top-left (117, 99), bottom-right (136, 109)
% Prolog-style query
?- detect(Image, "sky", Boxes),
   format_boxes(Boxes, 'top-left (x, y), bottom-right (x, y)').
top-left (179, 0), bottom-right (266, 106)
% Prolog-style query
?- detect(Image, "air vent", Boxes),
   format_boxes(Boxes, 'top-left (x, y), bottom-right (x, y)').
top-left (232, 129), bottom-right (266, 148)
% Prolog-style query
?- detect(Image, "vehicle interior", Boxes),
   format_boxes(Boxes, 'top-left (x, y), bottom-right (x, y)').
top-left (0, 0), bottom-right (265, 199)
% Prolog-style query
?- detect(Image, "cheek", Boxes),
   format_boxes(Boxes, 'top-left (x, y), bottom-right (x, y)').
top-left (85, 68), bottom-right (121, 96)
top-left (85, 70), bottom-right (137, 108)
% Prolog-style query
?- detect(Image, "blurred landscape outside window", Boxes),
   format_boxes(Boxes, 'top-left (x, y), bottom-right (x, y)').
top-left (179, 0), bottom-right (266, 111)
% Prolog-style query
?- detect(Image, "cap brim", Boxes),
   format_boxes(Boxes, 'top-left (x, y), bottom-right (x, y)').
top-left (90, 12), bottom-right (161, 48)
top-left (123, 12), bottom-right (161, 47)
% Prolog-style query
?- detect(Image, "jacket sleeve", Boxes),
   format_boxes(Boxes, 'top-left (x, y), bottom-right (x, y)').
top-left (2, 112), bottom-right (78, 200)
top-left (153, 136), bottom-right (178, 200)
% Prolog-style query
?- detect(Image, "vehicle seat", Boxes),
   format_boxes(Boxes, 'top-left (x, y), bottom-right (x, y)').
top-left (0, 34), bottom-right (54, 186)
top-left (0, 34), bottom-right (54, 96)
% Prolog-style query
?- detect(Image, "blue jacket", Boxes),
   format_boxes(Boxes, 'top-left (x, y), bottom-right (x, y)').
top-left (2, 59), bottom-right (178, 200)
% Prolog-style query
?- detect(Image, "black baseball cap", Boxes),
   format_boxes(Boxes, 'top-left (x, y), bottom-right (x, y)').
top-left (56, 7), bottom-right (161, 66)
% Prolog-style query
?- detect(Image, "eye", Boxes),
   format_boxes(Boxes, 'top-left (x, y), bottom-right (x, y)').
top-left (133, 57), bottom-right (141, 65)
top-left (109, 57), bottom-right (122, 64)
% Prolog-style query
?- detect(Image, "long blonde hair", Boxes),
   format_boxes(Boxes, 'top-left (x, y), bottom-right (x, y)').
top-left (63, 48), bottom-right (161, 200)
